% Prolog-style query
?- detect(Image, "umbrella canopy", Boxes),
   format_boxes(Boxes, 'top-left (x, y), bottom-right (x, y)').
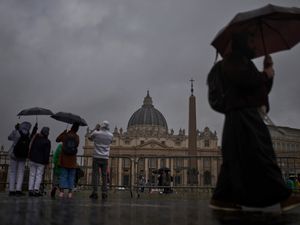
top-left (152, 167), bottom-right (171, 174)
top-left (51, 112), bottom-right (88, 126)
top-left (212, 4), bottom-right (300, 58)
top-left (17, 107), bottom-right (54, 116)
top-left (17, 107), bottom-right (54, 122)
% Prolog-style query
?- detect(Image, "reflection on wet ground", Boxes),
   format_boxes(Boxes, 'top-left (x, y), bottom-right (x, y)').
top-left (212, 210), bottom-right (300, 225)
top-left (0, 192), bottom-right (299, 225)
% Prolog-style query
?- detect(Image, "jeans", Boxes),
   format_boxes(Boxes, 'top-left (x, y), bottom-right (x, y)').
top-left (91, 158), bottom-right (108, 193)
top-left (59, 168), bottom-right (76, 190)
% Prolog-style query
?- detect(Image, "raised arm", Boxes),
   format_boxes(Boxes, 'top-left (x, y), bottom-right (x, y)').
top-left (56, 130), bottom-right (67, 143)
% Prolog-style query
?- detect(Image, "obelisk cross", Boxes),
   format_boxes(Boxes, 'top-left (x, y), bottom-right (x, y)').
top-left (190, 78), bottom-right (194, 96)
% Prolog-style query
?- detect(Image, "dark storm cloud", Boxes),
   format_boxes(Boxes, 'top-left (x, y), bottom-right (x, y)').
top-left (1, 0), bottom-right (300, 151)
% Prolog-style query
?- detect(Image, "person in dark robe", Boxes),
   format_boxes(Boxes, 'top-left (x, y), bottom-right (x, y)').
top-left (209, 32), bottom-right (300, 212)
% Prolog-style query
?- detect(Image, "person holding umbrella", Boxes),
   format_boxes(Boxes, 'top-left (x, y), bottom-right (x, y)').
top-left (56, 123), bottom-right (80, 198)
top-left (7, 121), bottom-right (37, 196)
top-left (208, 31), bottom-right (299, 212)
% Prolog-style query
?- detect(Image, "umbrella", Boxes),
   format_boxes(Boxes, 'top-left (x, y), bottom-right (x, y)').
top-left (152, 167), bottom-right (171, 174)
top-left (212, 4), bottom-right (300, 58)
top-left (17, 107), bottom-right (54, 122)
top-left (51, 112), bottom-right (88, 126)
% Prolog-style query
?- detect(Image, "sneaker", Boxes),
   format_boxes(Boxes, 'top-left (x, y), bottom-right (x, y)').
top-left (28, 191), bottom-right (35, 197)
top-left (59, 192), bottom-right (64, 198)
top-left (281, 196), bottom-right (300, 212)
top-left (67, 192), bottom-right (73, 199)
top-left (102, 193), bottom-right (108, 200)
top-left (15, 191), bottom-right (26, 197)
top-left (34, 190), bottom-right (43, 197)
top-left (89, 192), bottom-right (98, 200)
top-left (51, 188), bottom-right (57, 198)
top-left (8, 191), bottom-right (16, 196)
top-left (209, 199), bottom-right (242, 212)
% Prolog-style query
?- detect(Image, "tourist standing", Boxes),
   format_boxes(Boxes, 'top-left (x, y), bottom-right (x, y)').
top-left (88, 121), bottom-right (113, 200)
top-left (51, 143), bottom-right (62, 198)
top-left (56, 123), bottom-right (80, 198)
top-left (28, 127), bottom-right (51, 196)
top-left (8, 122), bottom-right (37, 196)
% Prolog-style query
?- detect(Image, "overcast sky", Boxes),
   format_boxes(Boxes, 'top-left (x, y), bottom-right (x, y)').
top-left (1, 0), bottom-right (300, 152)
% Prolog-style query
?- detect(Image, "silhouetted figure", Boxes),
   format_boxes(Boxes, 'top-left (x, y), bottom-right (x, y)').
top-left (209, 32), bottom-right (299, 212)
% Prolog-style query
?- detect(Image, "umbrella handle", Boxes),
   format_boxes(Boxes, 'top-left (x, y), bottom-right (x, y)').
top-left (263, 55), bottom-right (273, 68)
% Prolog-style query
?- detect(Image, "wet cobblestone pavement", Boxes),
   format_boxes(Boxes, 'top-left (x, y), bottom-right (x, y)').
top-left (0, 192), bottom-right (300, 225)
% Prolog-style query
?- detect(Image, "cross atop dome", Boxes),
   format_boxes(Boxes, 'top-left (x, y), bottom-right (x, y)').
top-left (143, 90), bottom-right (153, 106)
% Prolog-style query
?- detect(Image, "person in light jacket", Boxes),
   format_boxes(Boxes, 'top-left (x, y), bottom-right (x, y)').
top-left (88, 121), bottom-right (113, 200)
top-left (8, 121), bottom-right (37, 196)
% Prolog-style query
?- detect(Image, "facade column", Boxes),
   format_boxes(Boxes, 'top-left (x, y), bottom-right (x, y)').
top-left (118, 158), bottom-right (122, 186)
top-left (211, 158), bottom-right (218, 186)
top-left (197, 158), bottom-right (201, 186)
top-left (131, 157), bottom-right (138, 187)
top-left (145, 159), bottom-right (149, 181)
top-left (157, 158), bottom-right (161, 169)
top-left (183, 158), bottom-right (188, 185)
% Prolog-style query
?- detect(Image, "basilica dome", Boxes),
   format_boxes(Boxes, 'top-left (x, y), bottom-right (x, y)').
top-left (127, 91), bottom-right (168, 135)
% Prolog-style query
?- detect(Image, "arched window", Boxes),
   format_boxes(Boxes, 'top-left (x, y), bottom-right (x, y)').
top-left (204, 140), bottom-right (210, 147)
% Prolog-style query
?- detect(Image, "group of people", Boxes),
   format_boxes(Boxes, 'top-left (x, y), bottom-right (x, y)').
top-left (157, 170), bottom-right (173, 194)
top-left (8, 122), bottom-right (50, 197)
top-left (286, 176), bottom-right (300, 192)
top-left (7, 119), bottom-right (113, 200)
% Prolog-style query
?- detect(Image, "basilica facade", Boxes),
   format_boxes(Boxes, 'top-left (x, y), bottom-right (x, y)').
top-left (83, 91), bottom-right (221, 187)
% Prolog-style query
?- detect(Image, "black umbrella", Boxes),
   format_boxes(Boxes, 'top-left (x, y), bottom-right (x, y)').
top-left (212, 4), bottom-right (300, 58)
top-left (159, 167), bottom-right (171, 172)
top-left (51, 111), bottom-right (88, 126)
top-left (17, 107), bottom-right (54, 122)
top-left (152, 167), bottom-right (171, 174)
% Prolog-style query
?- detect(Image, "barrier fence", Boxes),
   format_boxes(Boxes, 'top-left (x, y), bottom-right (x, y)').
top-left (0, 154), bottom-right (299, 194)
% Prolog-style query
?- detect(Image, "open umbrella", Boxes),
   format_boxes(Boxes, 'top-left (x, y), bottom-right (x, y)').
top-left (17, 107), bottom-right (54, 122)
top-left (212, 4), bottom-right (300, 58)
top-left (51, 111), bottom-right (88, 126)
top-left (152, 167), bottom-right (171, 174)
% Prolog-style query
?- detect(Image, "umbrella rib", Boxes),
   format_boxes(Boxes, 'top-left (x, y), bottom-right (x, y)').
top-left (262, 20), bottom-right (291, 49)
top-left (259, 19), bottom-right (267, 55)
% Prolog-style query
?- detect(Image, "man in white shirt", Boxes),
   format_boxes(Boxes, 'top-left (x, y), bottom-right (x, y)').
top-left (88, 121), bottom-right (113, 200)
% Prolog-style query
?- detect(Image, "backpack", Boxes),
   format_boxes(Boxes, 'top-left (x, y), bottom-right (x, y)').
top-left (13, 131), bottom-right (30, 159)
top-left (63, 134), bottom-right (78, 155)
top-left (207, 60), bottom-right (227, 113)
